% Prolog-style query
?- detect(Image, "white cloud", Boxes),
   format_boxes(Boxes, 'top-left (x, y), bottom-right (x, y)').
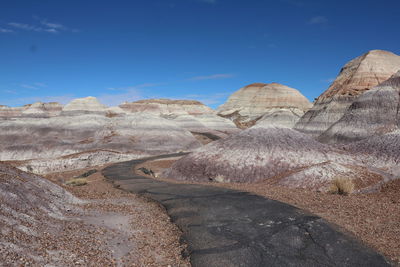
top-left (20, 83), bottom-right (47, 90)
top-left (34, 82), bottom-right (47, 87)
top-left (40, 20), bottom-right (65, 29)
top-left (308, 16), bottom-right (328, 25)
top-left (189, 73), bottom-right (234, 81)
top-left (6, 19), bottom-right (78, 34)
top-left (2, 89), bottom-right (17, 95)
top-left (0, 28), bottom-right (13, 33)
top-left (100, 83), bottom-right (163, 106)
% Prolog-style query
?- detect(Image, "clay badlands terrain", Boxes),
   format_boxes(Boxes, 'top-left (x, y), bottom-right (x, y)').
top-left (1, 49), bottom-right (400, 265)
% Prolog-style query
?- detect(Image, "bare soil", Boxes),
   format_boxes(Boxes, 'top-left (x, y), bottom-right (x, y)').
top-left (44, 165), bottom-right (190, 266)
top-left (137, 158), bottom-right (400, 265)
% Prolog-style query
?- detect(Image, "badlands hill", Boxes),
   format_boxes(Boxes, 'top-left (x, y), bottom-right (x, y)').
top-left (120, 98), bottom-right (239, 138)
top-left (295, 50), bottom-right (400, 137)
top-left (120, 98), bottom-right (214, 115)
top-left (0, 97), bottom-right (237, 173)
top-left (217, 83), bottom-right (312, 128)
top-left (0, 102), bottom-right (62, 118)
top-left (320, 71), bottom-right (400, 143)
top-left (163, 125), bottom-right (382, 191)
top-left (0, 162), bottom-right (80, 264)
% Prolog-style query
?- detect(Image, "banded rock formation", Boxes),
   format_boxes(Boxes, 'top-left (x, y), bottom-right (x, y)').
top-left (0, 113), bottom-right (201, 173)
top-left (120, 98), bottom-right (239, 137)
top-left (22, 102), bottom-right (63, 117)
top-left (163, 126), bottom-right (381, 191)
top-left (0, 105), bottom-right (24, 118)
top-left (217, 83), bottom-right (312, 128)
top-left (120, 99), bottom-right (213, 115)
top-left (346, 129), bottom-right (400, 178)
top-left (62, 96), bottom-right (107, 114)
top-left (320, 71), bottom-right (400, 143)
top-left (295, 50), bottom-right (400, 137)
top-left (253, 108), bottom-right (306, 128)
top-left (0, 97), bottom-right (241, 173)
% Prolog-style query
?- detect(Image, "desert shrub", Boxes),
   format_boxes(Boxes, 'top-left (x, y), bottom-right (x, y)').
top-left (76, 169), bottom-right (97, 178)
top-left (105, 111), bottom-right (119, 118)
top-left (65, 178), bottom-right (88, 186)
top-left (215, 174), bottom-right (226, 183)
top-left (329, 177), bottom-right (354, 195)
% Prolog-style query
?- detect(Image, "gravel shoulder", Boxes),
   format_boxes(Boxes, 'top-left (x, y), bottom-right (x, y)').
top-left (137, 158), bottom-right (400, 265)
top-left (44, 165), bottom-right (190, 266)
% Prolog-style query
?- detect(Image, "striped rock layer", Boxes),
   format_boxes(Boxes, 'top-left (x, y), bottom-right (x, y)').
top-left (163, 126), bottom-right (382, 191)
top-left (217, 83), bottom-right (312, 128)
top-left (295, 50), bottom-right (400, 137)
top-left (320, 71), bottom-right (400, 143)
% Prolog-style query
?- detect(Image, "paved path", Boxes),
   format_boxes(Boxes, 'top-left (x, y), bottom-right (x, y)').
top-left (102, 153), bottom-right (391, 267)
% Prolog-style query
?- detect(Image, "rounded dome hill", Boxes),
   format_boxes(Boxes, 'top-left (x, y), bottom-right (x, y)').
top-left (216, 82), bottom-right (312, 128)
top-left (62, 97), bottom-right (107, 114)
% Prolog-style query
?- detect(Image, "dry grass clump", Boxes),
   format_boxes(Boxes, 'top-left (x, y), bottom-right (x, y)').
top-left (105, 111), bottom-right (119, 118)
top-left (65, 178), bottom-right (88, 186)
top-left (329, 177), bottom-right (354, 195)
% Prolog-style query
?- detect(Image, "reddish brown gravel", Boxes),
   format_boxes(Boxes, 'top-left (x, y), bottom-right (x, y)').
top-left (45, 166), bottom-right (190, 266)
top-left (0, 160), bottom-right (189, 266)
top-left (138, 158), bottom-right (400, 265)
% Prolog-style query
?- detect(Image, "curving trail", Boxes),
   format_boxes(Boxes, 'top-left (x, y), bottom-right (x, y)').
top-left (102, 153), bottom-right (391, 267)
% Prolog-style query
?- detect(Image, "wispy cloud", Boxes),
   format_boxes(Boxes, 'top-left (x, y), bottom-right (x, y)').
top-left (2, 89), bottom-right (18, 95)
top-left (189, 73), bottom-right (234, 81)
top-left (20, 82), bottom-right (47, 90)
top-left (308, 16), bottom-right (328, 25)
top-left (6, 18), bottom-right (78, 34)
top-left (101, 83), bottom-right (163, 106)
top-left (8, 22), bottom-right (55, 33)
top-left (0, 27), bottom-right (13, 33)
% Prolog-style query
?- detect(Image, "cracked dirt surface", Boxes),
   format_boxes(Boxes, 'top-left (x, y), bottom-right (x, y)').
top-left (103, 153), bottom-right (391, 267)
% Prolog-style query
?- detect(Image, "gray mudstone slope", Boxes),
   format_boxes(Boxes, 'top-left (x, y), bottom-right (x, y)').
top-left (295, 50), bottom-right (400, 137)
top-left (319, 71), bottom-right (400, 143)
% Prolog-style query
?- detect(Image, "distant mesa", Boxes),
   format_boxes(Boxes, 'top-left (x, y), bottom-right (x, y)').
top-left (295, 49), bottom-right (400, 137)
top-left (216, 82), bottom-right (312, 128)
top-left (319, 70), bottom-right (400, 143)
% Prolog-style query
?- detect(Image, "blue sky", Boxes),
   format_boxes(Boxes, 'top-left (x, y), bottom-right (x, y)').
top-left (1, 0), bottom-right (400, 108)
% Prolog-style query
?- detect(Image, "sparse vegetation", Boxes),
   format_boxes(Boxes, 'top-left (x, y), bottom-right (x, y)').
top-left (76, 169), bottom-right (97, 178)
top-left (65, 178), bottom-right (88, 186)
top-left (105, 111), bottom-right (119, 118)
top-left (215, 174), bottom-right (226, 183)
top-left (329, 177), bottom-right (355, 195)
top-left (138, 167), bottom-right (155, 177)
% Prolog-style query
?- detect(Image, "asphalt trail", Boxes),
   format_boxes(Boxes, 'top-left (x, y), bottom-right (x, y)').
top-left (102, 153), bottom-right (391, 267)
